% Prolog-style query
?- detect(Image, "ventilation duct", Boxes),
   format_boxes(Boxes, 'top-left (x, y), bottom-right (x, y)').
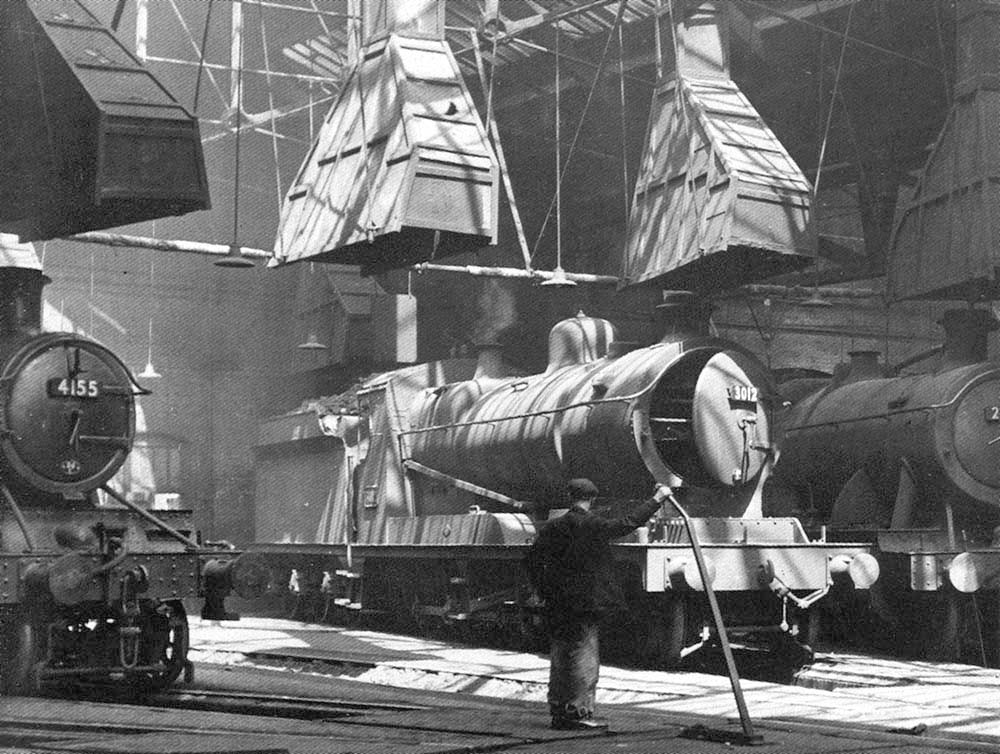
top-left (887, 0), bottom-right (1000, 302)
top-left (620, 2), bottom-right (814, 293)
top-left (0, 0), bottom-right (209, 241)
top-left (273, 1), bottom-right (498, 276)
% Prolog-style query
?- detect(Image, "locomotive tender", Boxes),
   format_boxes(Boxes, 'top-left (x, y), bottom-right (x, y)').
top-left (253, 299), bottom-right (877, 664)
top-left (0, 244), bottom-right (259, 695)
top-left (767, 307), bottom-right (1000, 662)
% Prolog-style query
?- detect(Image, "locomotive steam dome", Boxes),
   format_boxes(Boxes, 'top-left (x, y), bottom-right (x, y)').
top-left (545, 311), bottom-right (617, 371)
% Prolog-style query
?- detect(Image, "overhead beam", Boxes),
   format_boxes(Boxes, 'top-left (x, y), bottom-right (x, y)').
top-left (65, 231), bottom-right (271, 260)
top-left (497, 0), bottom-right (621, 40)
top-left (746, 0), bottom-right (861, 31)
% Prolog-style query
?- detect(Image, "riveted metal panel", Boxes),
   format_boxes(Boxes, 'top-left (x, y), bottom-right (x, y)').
top-left (0, 558), bottom-right (13, 603)
top-left (642, 543), bottom-right (863, 593)
top-left (910, 553), bottom-right (944, 591)
top-left (121, 553), bottom-right (200, 599)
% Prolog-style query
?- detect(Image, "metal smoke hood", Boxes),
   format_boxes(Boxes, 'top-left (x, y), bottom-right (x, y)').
top-left (0, 0), bottom-right (210, 241)
top-left (887, 0), bottom-right (1000, 302)
top-left (620, 2), bottom-right (815, 294)
top-left (273, 0), bottom-right (498, 276)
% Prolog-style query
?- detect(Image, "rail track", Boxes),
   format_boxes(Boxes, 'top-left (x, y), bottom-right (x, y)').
top-left (9, 624), bottom-right (1000, 754)
top-left (146, 687), bottom-right (426, 720)
top-left (186, 622), bottom-right (1000, 706)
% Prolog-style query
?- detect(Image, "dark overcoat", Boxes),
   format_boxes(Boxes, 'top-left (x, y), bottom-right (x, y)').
top-left (526, 496), bottom-right (660, 618)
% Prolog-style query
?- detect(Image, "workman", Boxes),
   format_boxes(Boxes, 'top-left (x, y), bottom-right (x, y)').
top-left (526, 478), bottom-right (669, 731)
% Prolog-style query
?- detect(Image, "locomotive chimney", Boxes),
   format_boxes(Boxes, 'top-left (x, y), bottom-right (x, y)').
top-left (0, 234), bottom-right (48, 339)
top-left (656, 290), bottom-right (714, 340)
top-left (473, 342), bottom-right (505, 380)
top-left (843, 351), bottom-right (883, 383)
top-left (938, 308), bottom-right (997, 369)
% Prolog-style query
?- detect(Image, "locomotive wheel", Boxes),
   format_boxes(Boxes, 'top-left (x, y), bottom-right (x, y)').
top-left (864, 574), bottom-right (993, 665)
top-left (132, 601), bottom-right (189, 693)
top-left (0, 618), bottom-right (42, 696)
top-left (410, 595), bottom-right (434, 635)
top-left (933, 592), bottom-right (993, 665)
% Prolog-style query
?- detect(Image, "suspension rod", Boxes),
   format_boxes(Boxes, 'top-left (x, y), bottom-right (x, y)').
top-left (1, 484), bottom-right (35, 551)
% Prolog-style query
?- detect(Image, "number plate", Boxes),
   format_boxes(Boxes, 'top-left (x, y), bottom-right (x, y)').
top-left (727, 384), bottom-right (759, 410)
top-left (47, 377), bottom-right (102, 399)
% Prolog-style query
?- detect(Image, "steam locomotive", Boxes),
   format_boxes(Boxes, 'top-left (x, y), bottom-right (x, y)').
top-left (766, 307), bottom-right (1000, 663)
top-left (0, 244), bottom-right (262, 695)
top-left (252, 296), bottom-right (877, 665)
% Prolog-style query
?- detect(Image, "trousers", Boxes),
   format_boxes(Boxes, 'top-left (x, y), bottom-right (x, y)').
top-left (547, 616), bottom-right (600, 720)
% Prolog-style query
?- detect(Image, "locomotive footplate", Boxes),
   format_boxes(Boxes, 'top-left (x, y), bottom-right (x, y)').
top-left (634, 518), bottom-right (879, 594)
top-left (634, 541), bottom-right (877, 594)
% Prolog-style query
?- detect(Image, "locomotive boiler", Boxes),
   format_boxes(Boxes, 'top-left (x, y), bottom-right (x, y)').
top-left (253, 298), bottom-right (877, 666)
top-left (0, 242), bottom-right (261, 695)
top-left (405, 306), bottom-right (771, 510)
top-left (767, 307), bottom-right (1000, 662)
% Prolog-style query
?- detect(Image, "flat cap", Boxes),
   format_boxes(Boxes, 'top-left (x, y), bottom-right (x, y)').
top-left (566, 478), bottom-right (598, 500)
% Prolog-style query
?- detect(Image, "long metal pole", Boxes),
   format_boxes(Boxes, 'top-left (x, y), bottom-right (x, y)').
top-left (66, 232), bottom-right (271, 260)
top-left (665, 489), bottom-right (758, 742)
top-left (410, 261), bottom-right (617, 285)
top-left (63, 235), bottom-right (620, 285)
